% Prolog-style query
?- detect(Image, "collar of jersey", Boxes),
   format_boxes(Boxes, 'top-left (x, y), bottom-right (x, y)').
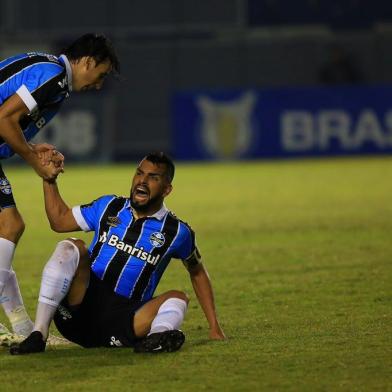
top-left (126, 200), bottom-right (168, 221)
top-left (59, 54), bottom-right (73, 92)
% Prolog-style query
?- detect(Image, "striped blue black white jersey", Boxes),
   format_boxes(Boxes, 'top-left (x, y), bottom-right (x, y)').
top-left (0, 52), bottom-right (72, 158)
top-left (72, 195), bottom-right (201, 301)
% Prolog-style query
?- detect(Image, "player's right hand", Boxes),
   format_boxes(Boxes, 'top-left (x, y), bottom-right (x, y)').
top-left (51, 150), bottom-right (65, 173)
top-left (31, 154), bottom-right (63, 181)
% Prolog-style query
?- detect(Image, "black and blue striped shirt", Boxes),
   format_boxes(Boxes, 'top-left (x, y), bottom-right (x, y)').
top-left (0, 52), bottom-right (72, 158)
top-left (72, 195), bottom-right (201, 301)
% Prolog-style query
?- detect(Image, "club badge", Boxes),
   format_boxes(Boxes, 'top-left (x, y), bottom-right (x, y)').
top-left (150, 232), bottom-right (165, 247)
top-left (0, 178), bottom-right (12, 195)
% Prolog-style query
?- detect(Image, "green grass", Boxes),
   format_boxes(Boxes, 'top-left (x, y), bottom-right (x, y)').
top-left (1, 157), bottom-right (391, 391)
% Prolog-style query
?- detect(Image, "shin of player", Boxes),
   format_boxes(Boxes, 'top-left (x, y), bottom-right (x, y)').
top-left (9, 239), bottom-right (82, 354)
top-left (0, 208), bottom-right (33, 341)
top-left (34, 240), bottom-right (82, 340)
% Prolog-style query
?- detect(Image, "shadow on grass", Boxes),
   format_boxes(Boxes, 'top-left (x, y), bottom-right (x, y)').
top-left (0, 335), bottom-right (230, 375)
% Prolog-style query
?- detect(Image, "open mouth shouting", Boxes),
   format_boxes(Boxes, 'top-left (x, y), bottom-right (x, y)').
top-left (132, 185), bottom-right (150, 203)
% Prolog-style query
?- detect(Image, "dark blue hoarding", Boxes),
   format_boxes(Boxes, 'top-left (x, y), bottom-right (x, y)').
top-left (172, 86), bottom-right (392, 160)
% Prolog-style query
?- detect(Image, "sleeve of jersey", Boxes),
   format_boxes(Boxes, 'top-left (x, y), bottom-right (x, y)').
top-left (23, 107), bottom-right (58, 142)
top-left (71, 195), bottom-right (114, 233)
top-left (176, 224), bottom-right (202, 269)
top-left (16, 63), bottom-right (65, 112)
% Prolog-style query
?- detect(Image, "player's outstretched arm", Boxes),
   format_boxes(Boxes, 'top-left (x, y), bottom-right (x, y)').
top-left (188, 263), bottom-right (226, 340)
top-left (0, 94), bottom-right (58, 180)
top-left (43, 179), bottom-right (80, 232)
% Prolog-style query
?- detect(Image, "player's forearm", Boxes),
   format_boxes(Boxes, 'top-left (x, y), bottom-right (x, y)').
top-left (0, 117), bottom-right (35, 161)
top-left (190, 264), bottom-right (221, 329)
top-left (43, 180), bottom-right (72, 231)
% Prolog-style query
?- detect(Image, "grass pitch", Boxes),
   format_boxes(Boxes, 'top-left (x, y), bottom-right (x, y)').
top-left (0, 157), bottom-right (391, 391)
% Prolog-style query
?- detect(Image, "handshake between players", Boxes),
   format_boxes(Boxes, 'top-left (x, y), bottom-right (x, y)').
top-left (30, 143), bottom-right (65, 181)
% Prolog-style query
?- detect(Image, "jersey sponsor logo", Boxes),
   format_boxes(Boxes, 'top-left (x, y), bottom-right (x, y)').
top-left (99, 231), bottom-right (107, 243)
top-left (58, 77), bottom-right (67, 89)
top-left (26, 52), bottom-right (58, 63)
top-left (149, 232), bottom-right (165, 247)
top-left (99, 231), bottom-right (160, 265)
top-left (109, 336), bottom-right (123, 347)
top-left (0, 178), bottom-right (12, 195)
top-left (57, 305), bottom-right (72, 321)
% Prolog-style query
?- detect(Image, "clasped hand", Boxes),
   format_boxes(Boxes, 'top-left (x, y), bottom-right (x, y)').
top-left (31, 143), bottom-right (65, 181)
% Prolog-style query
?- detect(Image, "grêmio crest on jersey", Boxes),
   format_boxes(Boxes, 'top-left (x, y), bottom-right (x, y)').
top-left (149, 232), bottom-right (165, 247)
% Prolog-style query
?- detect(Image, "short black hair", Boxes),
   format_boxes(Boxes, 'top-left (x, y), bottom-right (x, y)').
top-left (62, 33), bottom-right (120, 74)
top-left (143, 152), bottom-right (175, 183)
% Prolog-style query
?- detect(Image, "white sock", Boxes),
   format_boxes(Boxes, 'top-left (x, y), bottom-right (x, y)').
top-left (0, 238), bottom-right (16, 295)
top-left (1, 269), bottom-right (24, 314)
top-left (1, 269), bottom-right (33, 336)
top-left (34, 240), bottom-right (80, 339)
top-left (34, 302), bottom-right (57, 340)
top-left (0, 238), bottom-right (32, 335)
top-left (149, 298), bottom-right (188, 335)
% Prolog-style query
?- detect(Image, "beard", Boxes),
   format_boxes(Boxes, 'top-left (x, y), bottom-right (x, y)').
top-left (130, 191), bottom-right (163, 212)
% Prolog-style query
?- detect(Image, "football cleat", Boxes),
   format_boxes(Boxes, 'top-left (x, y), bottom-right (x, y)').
top-left (134, 330), bottom-right (185, 353)
top-left (9, 331), bottom-right (46, 355)
top-left (0, 323), bottom-right (24, 347)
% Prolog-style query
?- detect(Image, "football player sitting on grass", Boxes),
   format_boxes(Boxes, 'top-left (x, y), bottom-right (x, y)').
top-left (11, 152), bottom-right (225, 354)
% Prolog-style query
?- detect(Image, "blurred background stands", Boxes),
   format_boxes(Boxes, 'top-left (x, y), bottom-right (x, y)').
top-left (1, 0), bottom-right (391, 161)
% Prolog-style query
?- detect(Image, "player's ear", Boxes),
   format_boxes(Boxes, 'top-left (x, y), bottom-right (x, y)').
top-left (163, 184), bottom-right (173, 198)
top-left (85, 57), bottom-right (94, 70)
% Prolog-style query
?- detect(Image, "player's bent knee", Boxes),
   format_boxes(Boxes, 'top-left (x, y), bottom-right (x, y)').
top-left (64, 238), bottom-right (88, 258)
top-left (62, 238), bottom-right (91, 278)
top-left (165, 290), bottom-right (190, 304)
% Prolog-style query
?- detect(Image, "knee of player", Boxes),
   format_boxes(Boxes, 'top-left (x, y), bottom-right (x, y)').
top-left (64, 238), bottom-right (88, 258)
top-left (168, 290), bottom-right (190, 304)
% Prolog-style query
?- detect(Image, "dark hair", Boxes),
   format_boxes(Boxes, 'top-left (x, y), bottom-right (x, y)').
top-left (144, 152), bottom-right (175, 183)
top-left (62, 33), bottom-right (120, 74)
